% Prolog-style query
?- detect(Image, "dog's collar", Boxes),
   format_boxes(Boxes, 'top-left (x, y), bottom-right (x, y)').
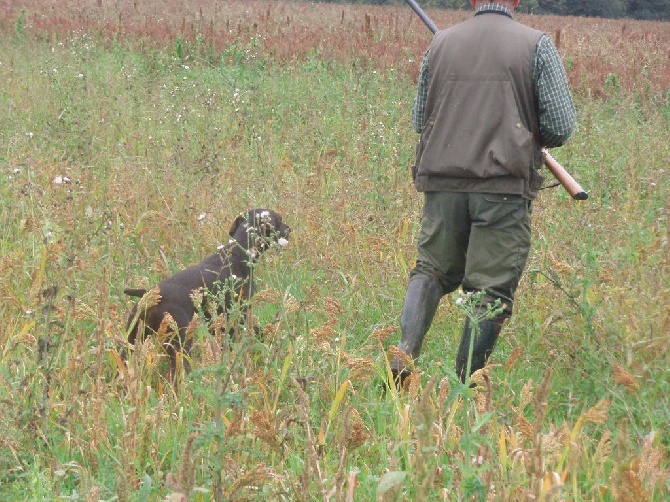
top-left (220, 238), bottom-right (258, 262)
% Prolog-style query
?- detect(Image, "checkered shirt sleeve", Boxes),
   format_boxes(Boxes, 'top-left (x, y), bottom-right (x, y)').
top-left (533, 34), bottom-right (576, 147)
top-left (412, 50), bottom-right (430, 133)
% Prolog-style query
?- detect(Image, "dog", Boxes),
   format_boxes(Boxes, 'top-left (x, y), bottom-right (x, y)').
top-left (124, 209), bottom-right (290, 374)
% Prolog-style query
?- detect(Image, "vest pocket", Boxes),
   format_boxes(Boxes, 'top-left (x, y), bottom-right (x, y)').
top-left (487, 81), bottom-right (534, 180)
top-left (413, 140), bottom-right (423, 181)
top-left (528, 166), bottom-right (545, 190)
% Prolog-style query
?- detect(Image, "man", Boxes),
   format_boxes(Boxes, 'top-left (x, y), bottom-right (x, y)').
top-left (391, 0), bottom-right (576, 386)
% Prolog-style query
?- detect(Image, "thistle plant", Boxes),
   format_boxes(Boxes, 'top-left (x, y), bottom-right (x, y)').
top-left (452, 290), bottom-right (504, 500)
top-left (453, 290), bottom-right (504, 386)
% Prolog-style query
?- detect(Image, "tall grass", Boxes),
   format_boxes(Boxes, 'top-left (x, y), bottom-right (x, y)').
top-left (0, 1), bottom-right (668, 500)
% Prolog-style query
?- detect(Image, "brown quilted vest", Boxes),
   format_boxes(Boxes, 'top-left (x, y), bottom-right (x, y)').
top-left (414, 11), bottom-right (545, 199)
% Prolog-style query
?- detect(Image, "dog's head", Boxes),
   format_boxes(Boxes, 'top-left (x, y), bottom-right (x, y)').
top-left (229, 209), bottom-right (290, 257)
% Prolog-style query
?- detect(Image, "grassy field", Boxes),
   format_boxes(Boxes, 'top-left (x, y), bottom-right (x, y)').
top-left (0, 1), bottom-right (668, 500)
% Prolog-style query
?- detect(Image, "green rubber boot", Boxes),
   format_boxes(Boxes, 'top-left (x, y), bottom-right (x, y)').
top-left (455, 317), bottom-right (504, 383)
top-left (391, 273), bottom-right (443, 388)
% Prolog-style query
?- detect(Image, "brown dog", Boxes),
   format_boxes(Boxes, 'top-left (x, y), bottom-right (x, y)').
top-left (124, 209), bottom-right (290, 374)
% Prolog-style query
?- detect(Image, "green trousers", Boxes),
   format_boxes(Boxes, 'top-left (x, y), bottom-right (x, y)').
top-left (413, 191), bottom-right (532, 318)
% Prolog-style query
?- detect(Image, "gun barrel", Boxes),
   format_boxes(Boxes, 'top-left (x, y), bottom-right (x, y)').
top-left (405, 0), bottom-right (439, 34)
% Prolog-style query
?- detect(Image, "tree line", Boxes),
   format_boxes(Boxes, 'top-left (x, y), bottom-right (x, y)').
top-left (309, 0), bottom-right (670, 21)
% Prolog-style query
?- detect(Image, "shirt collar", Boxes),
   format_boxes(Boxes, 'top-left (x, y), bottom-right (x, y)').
top-left (475, 3), bottom-right (514, 19)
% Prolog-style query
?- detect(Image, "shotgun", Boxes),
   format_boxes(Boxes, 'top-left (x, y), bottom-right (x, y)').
top-left (404, 0), bottom-right (588, 200)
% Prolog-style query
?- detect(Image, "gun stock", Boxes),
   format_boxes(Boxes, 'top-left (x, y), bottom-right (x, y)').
top-left (542, 149), bottom-right (588, 200)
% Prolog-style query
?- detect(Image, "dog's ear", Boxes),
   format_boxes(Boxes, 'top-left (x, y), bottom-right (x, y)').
top-left (229, 213), bottom-right (247, 237)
